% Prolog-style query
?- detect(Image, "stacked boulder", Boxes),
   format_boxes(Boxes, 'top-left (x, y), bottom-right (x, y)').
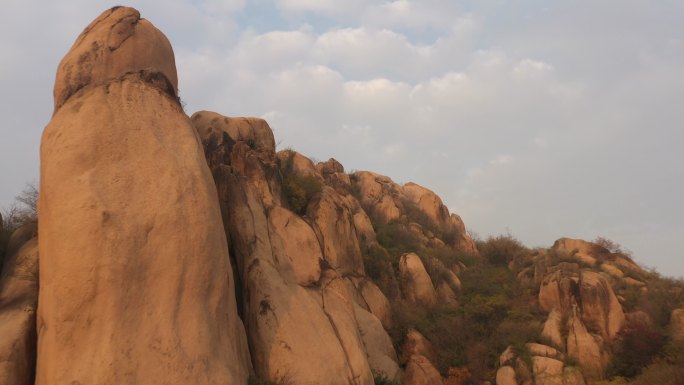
top-left (537, 240), bottom-right (627, 381)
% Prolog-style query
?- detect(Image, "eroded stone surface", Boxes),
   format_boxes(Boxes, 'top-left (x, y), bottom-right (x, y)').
top-left (0, 238), bottom-right (38, 385)
top-left (38, 9), bottom-right (251, 384)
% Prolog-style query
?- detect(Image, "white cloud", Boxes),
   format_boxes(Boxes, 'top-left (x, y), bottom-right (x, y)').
top-left (2, 0), bottom-right (683, 277)
top-left (274, 0), bottom-right (366, 16)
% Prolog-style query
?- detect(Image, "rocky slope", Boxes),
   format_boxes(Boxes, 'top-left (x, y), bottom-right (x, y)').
top-left (1, 6), bottom-right (683, 385)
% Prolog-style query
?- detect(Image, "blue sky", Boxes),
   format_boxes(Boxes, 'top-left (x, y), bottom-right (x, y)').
top-left (1, 0), bottom-right (683, 276)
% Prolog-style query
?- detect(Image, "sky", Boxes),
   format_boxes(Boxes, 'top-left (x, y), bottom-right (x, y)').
top-left (1, 0), bottom-right (682, 277)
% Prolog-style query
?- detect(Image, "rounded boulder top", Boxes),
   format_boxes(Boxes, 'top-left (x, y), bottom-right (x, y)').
top-left (53, 6), bottom-right (178, 110)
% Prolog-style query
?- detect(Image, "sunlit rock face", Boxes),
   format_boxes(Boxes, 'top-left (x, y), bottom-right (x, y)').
top-left (37, 7), bottom-right (251, 385)
top-left (193, 110), bottom-right (403, 384)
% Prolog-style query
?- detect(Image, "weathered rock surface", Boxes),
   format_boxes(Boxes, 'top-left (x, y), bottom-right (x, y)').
top-left (436, 281), bottom-right (458, 306)
top-left (496, 366), bottom-right (518, 385)
top-left (0, 237), bottom-right (38, 385)
top-left (267, 206), bottom-right (322, 286)
top-left (499, 345), bottom-right (516, 367)
top-left (552, 238), bottom-right (599, 267)
top-left (357, 279), bottom-right (393, 329)
top-left (400, 329), bottom-right (438, 365)
top-left (38, 8), bottom-right (251, 385)
top-left (193, 111), bottom-right (276, 151)
top-left (670, 309), bottom-right (684, 341)
top-left (308, 187), bottom-right (365, 275)
top-left (600, 263), bottom-right (624, 279)
top-left (531, 356), bottom-right (564, 385)
top-left (399, 253), bottom-right (437, 306)
top-left (566, 311), bottom-right (607, 381)
top-left (355, 304), bottom-right (401, 381)
top-left (196, 111), bottom-right (393, 385)
top-left (403, 354), bottom-right (442, 385)
top-left (622, 277), bottom-right (646, 287)
top-left (53, 6), bottom-right (178, 109)
top-left (320, 271), bottom-right (375, 385)
top-left (542, 308), bottom-right (565, 350)
top-left (526, 343), bottom-right (564, 361)
top-left (538, 269), bottom-right (578, 313)
top-left (578, 270), bottom-right (624, 341)
top-left (317, 158), bottom-right (352, 193)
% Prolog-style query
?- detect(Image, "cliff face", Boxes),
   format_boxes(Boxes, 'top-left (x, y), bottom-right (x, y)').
top-left (1, 7), bottom-right (683, 385)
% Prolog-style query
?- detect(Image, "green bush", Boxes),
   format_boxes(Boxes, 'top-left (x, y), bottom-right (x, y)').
top-left (374, 221), bottom-right (422, 256)
top-left (476, 235), bottom-right (527, 266)
top-left (608, 321), bottom-right (665, 378)
top-left (279, 152), bottom-right (322, 216)
top-left (0, 183), bottom-right (39, 274)
top-left (630, 362), bottom-right (684, 385)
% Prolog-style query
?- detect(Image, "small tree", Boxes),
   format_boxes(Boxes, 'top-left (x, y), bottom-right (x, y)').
top-left (0, 182), bottom-right (39, 270)
top-left (609, 321), bottom-right (665, 378)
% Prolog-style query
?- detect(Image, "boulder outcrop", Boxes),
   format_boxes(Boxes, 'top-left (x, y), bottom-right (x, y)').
top-left (357, 279), bottom-right (393, 328)
top-left (195, 110), bottom-right (400, 385)
top-left (403, 354), bottom-right (442, 385)
top-left (350, 171), bottom-right (477, 254)
top-left (354, 304), bottom-right (401, 381)
top-left (552, 238), bottom-right (599, 267)
top-left (538, 269), bottom-right (578, 313)
top-left (535, 240), bottom-right (627, 381)
top-left (400, 329), bottom-right (438, 365)
top-left (308, 187), bottom-right (365, 275)
top-left (37, 8), bottom-right (251, 385)
top-left (267, 206), bottom-right (322, 286)
top-left (542, 308), bottom-right (565, 350)
top-left (0, 237), bottom-right (38, 385)
top-left (578, 271), bottom-right (625, 341)
top-left (566, 310), bottom-right (608, 381)
top-left (496, 366), bottom-right (518, 385)
top-left (531, 356), bottom-right (564, 385)
top-left (399, 253), bottom-right (437, 306)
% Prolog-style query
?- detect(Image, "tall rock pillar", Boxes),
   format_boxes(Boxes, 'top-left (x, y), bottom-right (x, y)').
top-left (37, 7), bottom-right (251, 385)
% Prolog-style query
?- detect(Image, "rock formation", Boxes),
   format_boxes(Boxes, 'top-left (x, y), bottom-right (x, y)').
top-left (577, 270), bottom-right (625, 341)
top-left (400, 329), bottom-right (438, 365)
top-left (193, 110), bottom-right (400, 384)
top-left (351, 171), bottom-right (477, 254)
top-left (3, 6), bottom-right (678, 385)
top-left (37, 7), bottom-right (251, 385)
top-left (498, 344), bottom-right (586, 385)
top-left (403, 354), bottom-right (442, 385)
top-left (399, 253), bottom-right (438, 307)
top-left (495, 366), bottom-right (517, 385)
top-left (0, 237), bottom-right (38, 385)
